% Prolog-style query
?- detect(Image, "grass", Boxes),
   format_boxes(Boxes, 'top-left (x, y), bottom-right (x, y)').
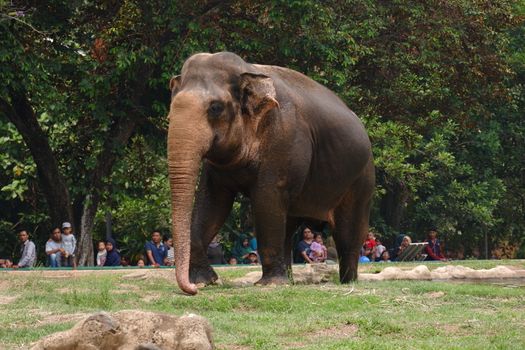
top-left (0, 261), bottom-right (524, 349)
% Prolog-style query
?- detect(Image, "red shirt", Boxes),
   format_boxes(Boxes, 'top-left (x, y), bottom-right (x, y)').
top-left (364, 239), bottom-right (377, 250)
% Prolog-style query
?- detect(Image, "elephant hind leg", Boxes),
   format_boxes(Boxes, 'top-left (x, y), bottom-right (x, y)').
top-left (333, 166), bottom-right (374, 283)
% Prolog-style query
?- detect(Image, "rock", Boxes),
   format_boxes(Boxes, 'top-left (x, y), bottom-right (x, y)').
top-left (232, 271), bottom-right (262, 285)
top-left (293, 264), bottom-right (339, 284)
top-left (359, 265), bottom-right (431, 281)
top-left (30, 311), bottom-right (213, 350)
top-left (233, 264), bottom-right (525, 285)
top-left (430, 265), bottom-right (517, 280)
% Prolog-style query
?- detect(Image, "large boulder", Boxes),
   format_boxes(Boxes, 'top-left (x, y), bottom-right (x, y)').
top-left (30, 310), bottom-right (213, 350)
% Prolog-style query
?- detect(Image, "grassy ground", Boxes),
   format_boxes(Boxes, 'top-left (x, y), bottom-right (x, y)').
top-left (1, 261), bottom-right (524, 350)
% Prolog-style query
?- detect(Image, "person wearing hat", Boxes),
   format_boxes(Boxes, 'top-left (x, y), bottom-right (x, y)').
top-left (61, 222), bottom-right (77, 268)
top-left (246, 251), bottom-right (259, 265)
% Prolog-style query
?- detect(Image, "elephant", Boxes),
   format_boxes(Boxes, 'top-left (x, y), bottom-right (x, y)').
top-left (167, 52), bottom-right (375, 295)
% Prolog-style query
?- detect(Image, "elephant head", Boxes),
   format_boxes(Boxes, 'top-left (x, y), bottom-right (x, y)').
top-left (167, 52), bottom-right (279, 294)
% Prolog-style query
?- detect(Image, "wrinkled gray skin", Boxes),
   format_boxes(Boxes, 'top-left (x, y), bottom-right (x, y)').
top-left (168, 52), bottom-right (374, 295)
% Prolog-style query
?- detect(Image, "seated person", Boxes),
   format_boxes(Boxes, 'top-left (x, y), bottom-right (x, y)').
top-left (103, 238), bottom-right (121, 266)
top-left (12, 229), bottom-right (36, 268)
top-left (374, 237), bottom-right (386, 262)
top-left (246, 251), bottom-right (259, 265)
top-left (232, 234), bottom-right (253, 264)
top-left (394, 235), bottom-right (411, 260)
top-left (390, 233), bottom-right (406, 260)
top-left (0, 259), bottom-right (13, 268)
top-left (379, 250), bottom-right (391, 262)
top-left (45, 227), bottom-right (64, 268)
top-left (309, 233), bottom-right (327, 263)
top-left (145, 230), bottom-right (167, 267)
top-left (295, 227), bottom-right (314, 264)
top-left (424, 228), bottom-right (447, 261)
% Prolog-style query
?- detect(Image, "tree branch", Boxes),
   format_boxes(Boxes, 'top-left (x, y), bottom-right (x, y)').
top-left (1, 90), bottom-right (74, 228)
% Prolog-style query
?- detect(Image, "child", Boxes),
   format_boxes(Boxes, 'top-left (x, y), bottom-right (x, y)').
top-left (246, 251), bottom-right (259, 265)
top-left (163, 235), bottom-right (175, 266)
top-left (137, 259), bottom-right (145, 267)
top-left (380, 250), bottom-right (391, 262)
top-left (374, 237), bottom-right (386, 262)
top-left (363, 231), bottom-right (377, 260)
top-left (61, 222), bottom-right (77, 268)
top-left (309, 233), bottom-right (327, 263)
top-left (96, 240), bottom-right (107, 267)
top-left (0, 259), bottom-right (13, 268)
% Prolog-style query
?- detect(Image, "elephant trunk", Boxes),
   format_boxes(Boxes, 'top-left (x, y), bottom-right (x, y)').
top-left (167, 93), bottom-right (212, 295)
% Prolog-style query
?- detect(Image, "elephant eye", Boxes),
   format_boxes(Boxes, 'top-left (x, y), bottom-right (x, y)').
top-left (208, 101), bottom-right (225, 119)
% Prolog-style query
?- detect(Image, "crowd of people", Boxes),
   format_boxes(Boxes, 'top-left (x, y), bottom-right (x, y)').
top-left (1, 223), bottom-right (447, 269)
top-left (293, 226), bottom-right (447, 265)
top-left (0, 223), bottom-right (261, 268)
top-left (357, 228), bottom-right (447, 263)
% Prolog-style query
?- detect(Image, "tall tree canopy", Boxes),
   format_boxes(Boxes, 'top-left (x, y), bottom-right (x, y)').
top-left (1, 0), bottom-right (524, 263)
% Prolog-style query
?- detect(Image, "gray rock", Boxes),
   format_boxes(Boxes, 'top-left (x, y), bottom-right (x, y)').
top-left (30, 311), bottom-right (213, 350)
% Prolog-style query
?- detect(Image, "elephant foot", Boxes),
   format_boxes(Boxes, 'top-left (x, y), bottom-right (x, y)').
top-left (339, 265), bottom-right (358, 284)
top-left (255, 274), bottom-right (291, 286)
top-left (189, 265), bottom-right (219, 286)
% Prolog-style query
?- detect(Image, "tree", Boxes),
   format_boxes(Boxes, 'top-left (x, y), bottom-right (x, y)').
top-left (1, 1), bottom-right (524, 263)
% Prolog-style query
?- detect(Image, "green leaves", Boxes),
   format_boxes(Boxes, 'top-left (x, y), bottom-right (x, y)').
top-left (0, 0), bottom-right (524, 258)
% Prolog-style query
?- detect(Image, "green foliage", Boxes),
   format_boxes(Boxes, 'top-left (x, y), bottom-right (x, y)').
top-left (0, 1), bottom-right (524, 261)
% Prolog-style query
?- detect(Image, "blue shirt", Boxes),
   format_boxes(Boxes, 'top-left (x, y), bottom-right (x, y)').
top-left (145, 241), bottom-right (167, 265)
top-left (295, 240), bottom-right (312, 263)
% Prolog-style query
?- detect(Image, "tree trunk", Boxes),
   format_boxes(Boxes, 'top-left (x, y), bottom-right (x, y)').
top-left (0, 90), bottom-right (74, 228)
top-left (380, 180), bottom-right (409, 231)
top-left (2, 53), bottom-right (153, 263)
top-left (75, 116), bottom-right (138, 266)
top-left (77, 194), bottom-right (97, 266)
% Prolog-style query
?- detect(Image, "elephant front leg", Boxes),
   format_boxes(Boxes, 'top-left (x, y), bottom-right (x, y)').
top-left (189, 167), bottom-right (235, 285)
top-left (252, 191), bottom-right (290, 286)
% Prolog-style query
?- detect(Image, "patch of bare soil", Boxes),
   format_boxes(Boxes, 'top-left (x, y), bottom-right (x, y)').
top-left (311, 323), bottom-right (358, 339)
top-left (217, 345), bottom-right (251, 350)
top-left (38, 313), bottom-right (89, 325)
top-left (111, 283), bottom-right (142, 295)
top-left (425, 291), bottom-right (446, 298)
top-left (141, 292), bottom-right (162, 302)
top-left (0, 295), bottom-right (17, 305)
top-left (284, 323), bottom-right (358, 349)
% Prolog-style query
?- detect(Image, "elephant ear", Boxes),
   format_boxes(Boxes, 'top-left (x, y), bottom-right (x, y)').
top-left (240, 73), bottom-right (279, 118)
top-left (169, 75), bottom-right (181, 98)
